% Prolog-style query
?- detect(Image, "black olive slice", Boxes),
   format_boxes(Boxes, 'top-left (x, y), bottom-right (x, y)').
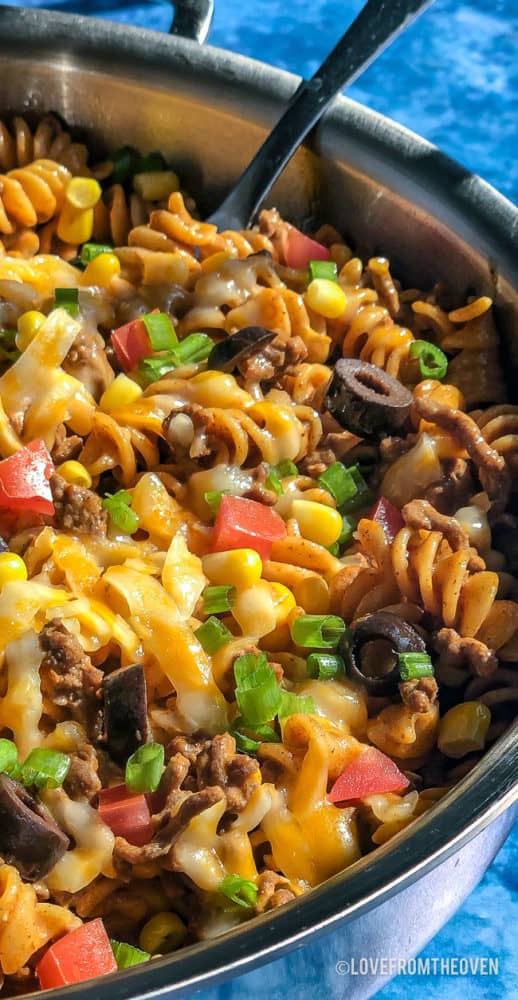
top-left (207, 326), bottom-right (277, 373)
top-left (102, 663), bottom-right (149, 765)
top-left (326, 358), bottom-right (412, 438)
top-left (340, 611), bottom-right (426, 694)
top-left (0, 774), bottom-right (69, 881)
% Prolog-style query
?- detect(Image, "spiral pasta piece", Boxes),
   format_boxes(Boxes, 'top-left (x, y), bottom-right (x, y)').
top-left (0, 863), bottom-right (80, 975)
top-left (0, 115), bottom-right (91, 174)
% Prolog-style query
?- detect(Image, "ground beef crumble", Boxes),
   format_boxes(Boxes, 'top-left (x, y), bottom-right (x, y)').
top-left (51, 473), bottom-right (108, 535)
top-left (39, 619), bottom-right (103, 735)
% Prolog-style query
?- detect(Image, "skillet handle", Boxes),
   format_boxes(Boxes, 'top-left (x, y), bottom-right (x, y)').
top-left (169, 0), bottom-right (214, 42)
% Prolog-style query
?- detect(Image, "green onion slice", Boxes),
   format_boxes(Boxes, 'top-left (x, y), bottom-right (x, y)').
top-left (0, 738), bottom-right (18, 775)
top-left (80, 243), bottom-right (112, 266)
top-left (229, 716), bottom-right (278, 754)
top-left (137, 151), bottom-right (167, 174)
top-left (308, 260), bottom-right (338, 282)
top-left (291, 614), bottom-right (347, 649)
top-left (338, 514), bottom-right (356, 547)
top-left (234, 654), bottom-right (282, 725)
top-left (20, 749), bottom-right (70, 789)
top-left (110, 940), bottom-right (150, 969)
top-left (141, 312), bottom-right (178, 352)
top-left (273, 459), bottom-right (298, 478)
top-left (203, 585), bottom-right (236, 615)
top-left (219, 874), bottom-right (258, 909)
top-left (409, 340), bottom-right (448, 381)
top-left (398, 652), bottom-right (435, 681)
top-left (102, 489), bottom-right (140, 535)
top-left (278, 690), bottom-right (316, 718)
top-left (195, 616), bottom-right (232, 655)
top-left (341, 466), bottom-right (372, 514)
top-left (111, 145), bottom-right (140, 184)
top-left (318, 462), bottom-right (359, 506)
top-left (139, 333), bottom-right (213, 383)
top-left (125, 742), bottom-right (165, 793)
top-left (306, 653), bottom-right (345, 681)
top-left (265, 468), bottom-right (283, 496)
top-left (54, 287), bottom-right (79, 316)
top-left (204, 490), bottom-right (229, 518)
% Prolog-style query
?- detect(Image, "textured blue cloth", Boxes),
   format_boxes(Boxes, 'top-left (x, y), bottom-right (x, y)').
top-left (5, 2), bottom-right (517, 997)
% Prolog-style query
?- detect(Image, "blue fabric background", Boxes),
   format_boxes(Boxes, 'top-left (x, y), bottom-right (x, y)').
top-left (5, 1), bottom-right (517, 996)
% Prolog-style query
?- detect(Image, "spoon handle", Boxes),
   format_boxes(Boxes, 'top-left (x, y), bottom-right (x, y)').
top-left (208, 0), bottom-right (435, 230)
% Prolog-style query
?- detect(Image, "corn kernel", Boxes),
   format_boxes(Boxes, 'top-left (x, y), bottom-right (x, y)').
top-left (291, 499), bottom-right (342, 547)
top-left (269, 581), bottom-right (296, 624)
top-left (305, 278), bottom-right (347, 319)
top-left (65, 176), bottom-right (102, 210)
top-left (82, 252), bottom-right (121, 288)
top-left (133, 170), bottom-right (179, 201)
top-left (99, 373), bottom-right (143, 413)
top-left (438, 701), bottom-right (491, 758)
top-left (57, 203), bottom-right (95, 244)
top-left (202, 549), bottom-right (262, 590)
top-left (0, 552), bottom-right (27, 586)
top-left (139, 912), bottom-right (186, 955)
top-left (56, 460), bottom-right (92, 489)
top-left (16, 310), bottom-right (46, 351)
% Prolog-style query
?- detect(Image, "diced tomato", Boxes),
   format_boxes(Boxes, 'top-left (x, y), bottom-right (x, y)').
top-left (369, 496), bottom-right (404, 543)
top-left (111, 318), bottom-right (151, 371)
top-left (36, 918), bottom-right (117, 990)
top-left (98, 784), bottom-right (153, 846)
top-left (211, 494), bottom-right (286, 560)
top-left (284, 226), bottom-right (330, 269)
top-left (328, 747), bottom-right (410, 804)
top-left (0, 439), bottom-right (54, 516)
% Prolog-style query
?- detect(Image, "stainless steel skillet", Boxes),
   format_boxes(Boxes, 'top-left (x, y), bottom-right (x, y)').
top-left (0, 3), bottom-right (516, 997)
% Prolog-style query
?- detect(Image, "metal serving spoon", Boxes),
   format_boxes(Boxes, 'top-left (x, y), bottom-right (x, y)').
top-left (208, 0), bottom-right (435, 231)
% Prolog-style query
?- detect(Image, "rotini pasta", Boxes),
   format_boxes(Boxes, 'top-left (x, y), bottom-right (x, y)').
top-left (0, 117), bottom-right (514, 996)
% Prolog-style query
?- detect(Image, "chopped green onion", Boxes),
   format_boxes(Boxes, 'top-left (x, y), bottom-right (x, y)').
top-left (340, 465), bottom-right (372, 514)
top-left (195, 616), bottom-right (232, 655)
top-left (80, 242), bottom-right (112, 266)
top-left (318, 462), bottom-right (359, 507)
top-left (125, 742), bottom-right (164, 793)
top-left (110, 940), bottom-right (150, 969)
top-left (233, 652), bottom-right (269, 684)
top-left (278, 690), bottom-right (316, 718)
top-left (111, 145), bottom-right (140, 184)
top-left (203, 584), bottom-right (236, 615)
top-left (141, 312), bottom-right (178, 352)
top-left (273, 459), bottom-right (298, 478)
top-left (234, 654), bottom-right (282, 725)
top-left (204, 490), bottom-right (229, 518)
top-left (219, 874), bottom-right (258, 909)
top-left (308, 260), bottom-right (338, 282)
top-left (139, 333), bottom-right (213, 383)
top-left (265, 468), bottom-right (283, 496)
top-left (398, 652), bottom-right (435, 681)
top-left (0, 738), bottom-right (18, 775)
top-left (229, 717), bottom-right (278, 754)
top-left (409, 340), bottom-right (448, 381)
top-left (54, 287), bottom-right (79, 316)
top-left (102, 489), bottom-right (140, 535)
top-left (20, 749), bottom-right (70, 789)
top-left (338, 514), bottom-right (356, 547)
top-left (137, 151), bottom-right (167, 174)
top-left (111, 147), bottom-right (167, 185)
top-left (306, 653), bottom-right (345, 680)
top-left (291, 614), bottom-right (347, 649)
